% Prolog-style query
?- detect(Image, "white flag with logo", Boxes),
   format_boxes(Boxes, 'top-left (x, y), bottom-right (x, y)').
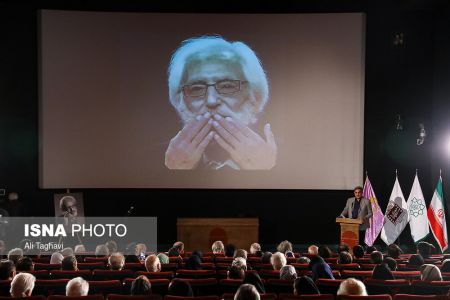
top-left (381, 176), bottom-right (409, 245)
top-left (407, 174), bottom-right (429, 242)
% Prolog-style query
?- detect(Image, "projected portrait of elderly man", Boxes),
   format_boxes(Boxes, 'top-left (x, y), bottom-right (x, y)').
top-left (165, 36), bottom-right (277, 170)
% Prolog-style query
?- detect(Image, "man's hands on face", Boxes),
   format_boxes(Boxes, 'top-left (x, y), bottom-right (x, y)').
top-left (212, 114), bottom-right (277, 170)
top-left (165, 112), bottom-right (215, 169)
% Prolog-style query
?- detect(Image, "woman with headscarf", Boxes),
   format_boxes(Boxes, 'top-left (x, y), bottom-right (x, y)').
top-left (372, 263), bottom-right (395, 280)
top-left (293, 276), bottom-right (320, 295)
top-left (243, 272), bottom-right (265, 294)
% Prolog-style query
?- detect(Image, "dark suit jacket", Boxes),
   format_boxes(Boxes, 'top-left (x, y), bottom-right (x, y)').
top-left (340, 197), bottom-right (373, 230)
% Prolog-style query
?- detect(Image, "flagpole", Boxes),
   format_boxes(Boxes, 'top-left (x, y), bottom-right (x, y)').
top-left (396, 169), bottom-right (401, 247)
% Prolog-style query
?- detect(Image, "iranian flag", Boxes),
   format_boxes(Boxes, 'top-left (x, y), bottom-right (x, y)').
top-left (427, 175), bottom-right (448, 252)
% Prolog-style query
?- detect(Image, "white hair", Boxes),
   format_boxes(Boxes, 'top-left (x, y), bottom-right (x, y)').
top-left (271, 252), bottom-right (287, 270)
top-left (66, 277), bottom-right (89, 296)
top-left (50, 252), bottom-right (64, 264)
top-left (234, 284), bottom-right (260, 300)
top-left (280, 265), bottom-right (297, 280)
top-left (212, 241), bottom-right (225, 254)
top-left (168, 36), bottom-right (269, 124)
top-left (61, 247), bottom-right (74, 257)
top-left (250, 243), bottom-right (261, 254)
top-left (8, 248), bottom-right (23, 262)
top-left (337, 278), bottom-right (368, 296)
top-left (232, 257), bottom-right (247, 271)
top-left (108, 252), bottom-right (125, 270)
top-left (10, 273), bottom-right (36, 297)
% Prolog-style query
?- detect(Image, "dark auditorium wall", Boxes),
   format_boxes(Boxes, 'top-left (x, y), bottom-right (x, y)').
top-left (1, 0), bottom-right (449, 250)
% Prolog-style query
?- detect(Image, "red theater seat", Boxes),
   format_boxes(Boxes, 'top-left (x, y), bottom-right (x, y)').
top-left (279, 294), bottom-right (334, 300)
top-left (161, 264), bottom-right (180, 272)
top-left (88, 280), bottom-right (122, 295)
top-left (28, 270), bottom-right (50, 279)
top-left (125, 263), bottom-right (147, 272)
top-left (258, 269), bottom-right (280, 279)
top-left (331, 263), bottom-right (361, 271)
top-left (336, 295), bottom-right (392, 300)
top-left (0, 297), bottom-right (46, 300)
top-left (176, 270), bottom-right (216, 279)
top-left (0, 280), bottom-right (11, 296)
top-left (33, 279), bottom-right (70, 295)
top-left (410, 280), bottom-right (450, 295)
top-left (164, 296), bottom-right (219, 300)
top-left (84, 257), bottom-right (108, 263)
top-left (34, 263), bottom-right (62, 271)
top-left (181, 278), bottom-right (218, 296)
top-left (48, 295), bottom-right (104, 300)
top-left (136, 271), bottom-right (174, 280)
top-left (78, 263), bottom-right (107, 271)
top-left (50, 270), bottom-right (91, 280)
top-left (123, 278), bottom-right (170, 296)
top-left (221, 293), bottom-right (277, 300)
top-left (363, 279), bottom-right (411, 295)
top-left (341, 270), bottom-right (373, 280)
top-left (265, 279), bottom-right (295, 294)
top-left (91, 269), bottom-right (135, 280)
top-left (218, 279), bottom-right (243, 294)
top-left (108, 294), bottom-right (163, 300)
top-left (391, 271), bottom-right (421, 280)
top-left (315, 279), bottom-right (344, 295)
top-left (394, 294), bottom-right (450, 300)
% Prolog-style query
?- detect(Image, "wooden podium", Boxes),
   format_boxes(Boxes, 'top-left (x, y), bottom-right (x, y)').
top-left (336, 217), bottom-right (362, 251)
top-left (177, 218), bottom-right (258, 252)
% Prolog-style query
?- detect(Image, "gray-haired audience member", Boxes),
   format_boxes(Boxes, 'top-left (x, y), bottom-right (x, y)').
top-left (157, 253), bottom-right (169, 264)
top-left (277, 240), bottom-right (293, 254)
top-left (232, 257), bottom-right (247, 271)
top-left (297, 256), bottom-right (311, 264)
top-left (212, 241), bottom-right (225, 254)
top-left (336, 278), bottom-right (368, 296)
top-left (10, 272), bottom-right (36, 297)
top-left (61, 256), bottom-right (78, 271)
top-left (109, 252), bottom-right (125, 270)
top-left (61, 247), bottom-right (74, 257)
top-left (234, 249), bottom-right (248, 260)
top-left (131, 275), bottom-right (152, 295)
top-left (95, 244), bottom-right (109, 257)
top-left (308, 245), bottom-right (319, 256)
top-left (145, 255), bottom-right (161, 272)
top-left (8, 248), bottom-right (23, 265)
top-left (280, 265), bottom-right (297, 280)
top-left (250, 243), bottom-right (261, 255)
top-left (66, 277), bottom-right (89, 296)
top-left (0, 260), bottom-right (16, 280)
top-left (234, 284), bottom-right (260, 300)
top-left (271, 252), bottom-right (287, 270)
top-left (74, 244), bottom-right (86, 254)
top-left (421, 264), bottom-right (443, 281)
top-left (50, 252), bottom-right (64, 264)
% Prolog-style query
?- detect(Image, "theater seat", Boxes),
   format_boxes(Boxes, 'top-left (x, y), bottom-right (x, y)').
top-left (278, 294), bottom-right (334, 300)
top-left (88, 280), bottom-right (122, 295)
top-left (123, 278), bottom-right (170, 296)
top-left (221, 293), bottom-right (277, 300)
top-left (182, 278), bottom-right (218, 296)
top-left (136, 271), bottom-right (174, 280)
top-left (218, 279), bottom-right (243, 294)
top-left (78, 263), bottom-right (107, 271)
top-left (161, 263), bottom-right (180, 272)
top-left (33, 279), bottom-right (70, 296)
top-left (391, 271), bottom-right (421, 280)
top-left (108, 294), bottom-right (163, 300)
top-left (315, 279), bottom-right (345, 295)
top-left (340, 270), bottom-right (373, 280)
top-left (48, 295), bottom-right (105, 300)
top-left (91, 269), bottom-right (135, 280)
top-left (265, 279), bottom-right (295, 294)
top-left (0, 280), bottom-right (11, 296)
top-left (176, 270), bottom-right (216, 279)
top-left (394, 294), bottom-right (450, 300)
top-left (258, 269), bottom-right (281, 279)
top-left (410, 280), bottom-right (450, 295)
top-left (331, 263), bottom-right (361, 271)
top-left (336, 295), bottom-right (392, 300)
top-left (164, 296), bottom-right (219, 300)
top-left (34, 263), bottom-right (62, 271)
top-left (50, 270), bottom-right (92, 280)
top-left (125, 263), bottom-right (147, 272)
top-left (363, 279), bottom-right (411, 295)
top-left (84, 257), bottom-right (108, 263)
top-left (0, 296), bottom-right (46, 300)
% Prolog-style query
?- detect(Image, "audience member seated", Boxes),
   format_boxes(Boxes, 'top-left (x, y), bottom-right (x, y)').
top-left (74, 244), bottom-right (86, 254)
top-left (234, 249), bottom-right (248, 260)
top-left (318, 246), bottom-right (332, 259)
top-left (285, 251), bottom-right (295, 258)
top-left (0, 259), bottom-right (16, 280)
top-left (108, 252), bottom-right (125, 270)
top-left (168, 242), bottom-right (184, 257)
top-left (50, 252), bottom-right (64, 264)
top-left (135, 244), bottom-right (148, 260)
top-left (297, 256), bottom-right (310, 264)
top-left (339, 244), bottom-right (350, 253)
top-left (337, 251), bottom-right (353, 264)
top-left (234, 284), bottom-right (260, 300)
top-left (293, 276), bottom-right (320, 295)
top-left (387, 244), bottom-right (403, 259)
top-left (66, 277), bottom-right (89, 296)
top-left (417, 241), bottom-right (433, 259)
top-left (61, 256), bottom-right (78, 271)
top-left (383, 257), bottom-right (398, 271)
top-left (212, 241), bottom-right (225, 255)
top-left (308, 245), bottom-right (319, 256)
top-left (407, 254), bottom-right (425, 268)
top-left (336, 278), bottom-right (367, 296)
top-left (277, 240), bottom-right (293, 254)
top-left (261, 252), bottom-right (272, 264)
top-left (372, 263), bottom-right (395, 280)
top-left (420, 264), bottom-right (443, 281)
top-left (225, 244), bottom-right (237, 258)
top-left (370, 251), bottom-right (383, 264)
top-left (10, 272), bottom-right (36, 298)
top-left (309, 256), bottom-right (334, 281)
top-left (95, 244), bottom-right (110, 257)
top-left (106, 240), bottom-right (118, 254)
top-left (441, 259), bottom-right (450, 272)
top-left (243, 272), bottom-right (265, 294)
top-left (228, 266), bottom-right (245, 280)
top-left (366, 246), bottom-right (377, 254)
top-left (8, 248), bottom-right (24, 265)
top-left (352, 245), bottom-right (364, 259)
top-left (145, 255), bottom-right (161, 272)
top-left (157, 253), bottom-right (169, 264)
top-left (125, 243), bottom-right (139, 263)
top-left (16, 257), bottom-right (34, 272)
top-left (131, 275), bottom-right (152, 295)
top-left (271, 252), bottom-right (287, 270)
top-left (61, 247), bottom-right (74, 257)
top-left (232, 257), bottom-right (247, 271)
top-left (250, 243), bottom-right (261, 255)
top-left (168, 279), bottom-right (193, 297)
top-left (280, 265), bottom-right (297, 280)
top-left (185, 253), bottom-right (202, 270)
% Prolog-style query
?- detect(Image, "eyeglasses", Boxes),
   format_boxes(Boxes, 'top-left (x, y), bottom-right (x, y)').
top-left (182, 80), bottom-right (247, 97)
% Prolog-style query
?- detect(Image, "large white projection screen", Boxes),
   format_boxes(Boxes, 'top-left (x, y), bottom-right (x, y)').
top-left (39, 11), bottom-right (365, 189)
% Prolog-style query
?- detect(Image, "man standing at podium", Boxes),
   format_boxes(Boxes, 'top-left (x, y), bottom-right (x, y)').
top-left (339, 186), bottom-right (373, 244)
